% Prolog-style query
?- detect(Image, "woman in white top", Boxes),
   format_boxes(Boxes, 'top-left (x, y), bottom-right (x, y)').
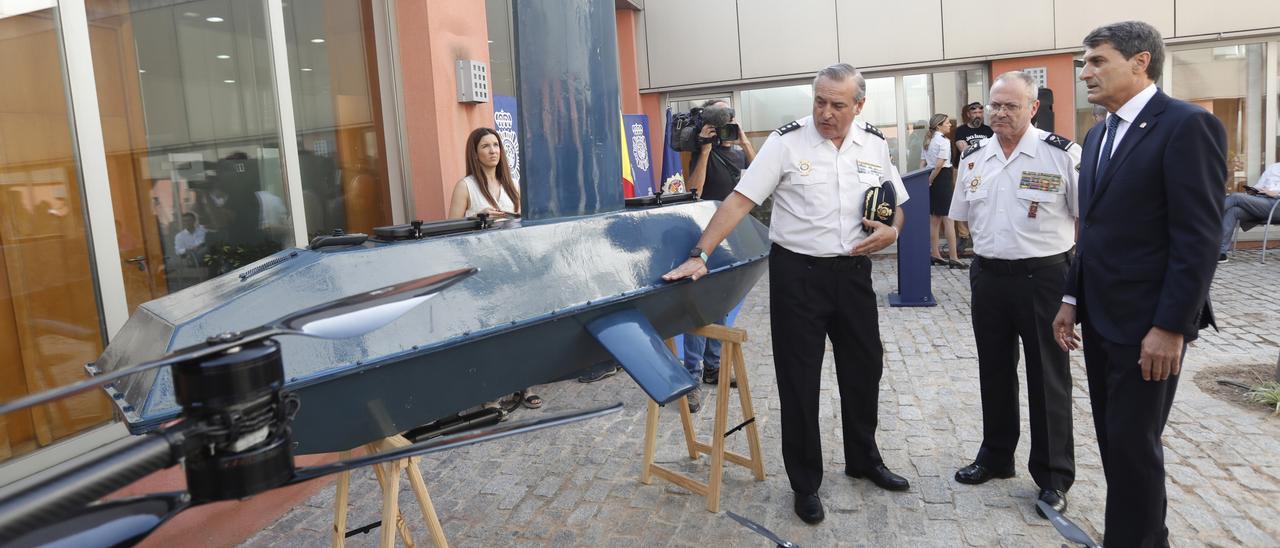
top-left (922, 113), bottom-right (963, 268)
top-left (448, 127), bottom-right (541, 409)
top-left (448, 127), bottom-right (521, 219)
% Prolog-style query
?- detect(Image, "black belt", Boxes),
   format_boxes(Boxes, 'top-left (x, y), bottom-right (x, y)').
top-left (771, 243), bottom-right (868, 270)
top-left (975, 252), bottom-right (1069, 274)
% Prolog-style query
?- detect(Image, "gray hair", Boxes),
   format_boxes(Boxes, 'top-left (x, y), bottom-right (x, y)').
top-left (1083, 21), bottom-right (1165, 81)
top-left (993, 71), bottom-right (1039, 104)
top-left (813, 63), bottom-right (866, 102)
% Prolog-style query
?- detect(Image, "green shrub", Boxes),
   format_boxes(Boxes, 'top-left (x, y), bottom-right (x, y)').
top-left (1246, 382), bottom-right (1280, 416)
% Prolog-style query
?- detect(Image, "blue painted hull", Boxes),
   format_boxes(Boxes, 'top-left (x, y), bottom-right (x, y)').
top-left (97, 201), bottom-right (769, 454)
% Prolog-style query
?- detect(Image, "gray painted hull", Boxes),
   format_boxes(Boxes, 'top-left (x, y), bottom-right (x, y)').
top-left (97, 201), bottom-right (769, 454)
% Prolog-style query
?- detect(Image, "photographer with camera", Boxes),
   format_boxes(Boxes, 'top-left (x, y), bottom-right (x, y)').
top-left (686, 100), bottom-right (756, 202)
top-left (679, 100), bottom-right (755, 411)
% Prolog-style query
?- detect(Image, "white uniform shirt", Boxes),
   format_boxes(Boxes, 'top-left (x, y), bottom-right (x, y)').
top-left (922, 132), bottom-right (952, 169)
top-left (735, 116), bottom-right (908, 257)
top-left (948, 128), bottom-right (1081, 260)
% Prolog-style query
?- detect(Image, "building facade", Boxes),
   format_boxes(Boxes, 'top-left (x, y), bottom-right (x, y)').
top-left (0, 0), bottom-right (1277, 541)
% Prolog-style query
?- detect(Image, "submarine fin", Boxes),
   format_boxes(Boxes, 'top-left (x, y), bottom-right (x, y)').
top-left (585, 308), bottom-right (697, 405)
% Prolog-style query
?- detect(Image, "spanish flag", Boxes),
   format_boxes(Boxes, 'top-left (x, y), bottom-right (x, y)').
top-left (620, 112), bottom-right (635, 198)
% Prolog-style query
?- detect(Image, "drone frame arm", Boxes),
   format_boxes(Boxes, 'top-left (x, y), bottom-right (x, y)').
top-left (0, 423), bottom-right (190, 545)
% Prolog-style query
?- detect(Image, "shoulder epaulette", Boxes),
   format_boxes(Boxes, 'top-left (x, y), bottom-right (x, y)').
top-left (775, 120), bottom-right (802, 136)
top-left (1042, 132), bottom-right (1075, 152)
top-left (863, 122), bottom-right (885, 140)
top-left (961, 140), bottom-right (985, 159)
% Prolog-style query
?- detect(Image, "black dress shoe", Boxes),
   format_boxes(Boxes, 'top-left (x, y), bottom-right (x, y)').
top-left (793, 492), bottom-right (824, 524)
top-left (954, 462), bottom-right (1016, 485)
top-left (1035, 488), bottom-right (1067, 519)
top-left (846, 464), bottom-right (910, 491)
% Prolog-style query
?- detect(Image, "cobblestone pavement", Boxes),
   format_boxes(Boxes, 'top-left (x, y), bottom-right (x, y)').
top-left (247, 251), bottom-right (1280, 547)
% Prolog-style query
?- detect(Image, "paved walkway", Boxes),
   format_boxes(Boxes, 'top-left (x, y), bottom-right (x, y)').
top-left (247, 251), bottom-right (1280, 547)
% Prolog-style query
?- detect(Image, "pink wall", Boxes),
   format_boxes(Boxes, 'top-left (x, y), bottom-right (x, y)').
top-left (991, 53), bottom-right (1078, 141)
top-left (396, 0), bottom-right (495, 221)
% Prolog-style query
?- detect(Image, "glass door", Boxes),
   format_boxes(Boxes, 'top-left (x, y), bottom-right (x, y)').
top-left (1167, 43), bottom-right (1267, 192)
top-left (0, 4), bottom-right (113, 463)
top-left (87, 0), bottom-right (296, 296)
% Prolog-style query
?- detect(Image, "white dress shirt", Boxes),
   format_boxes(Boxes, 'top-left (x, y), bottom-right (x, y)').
top-left (174, 225), bottom-right (206, 256)
top-left (735, 116), bottom-right (908, 257)
top-left (1256, 163), bottom-right (1280, 194)
top-left (949, 128), bottom-right (1081, 260)
top-left (1096, 83), bottom-right (1158, 170)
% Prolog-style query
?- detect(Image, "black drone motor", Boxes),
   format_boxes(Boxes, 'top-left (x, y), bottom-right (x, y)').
top-left (173, 338), bottom-right (298, 502)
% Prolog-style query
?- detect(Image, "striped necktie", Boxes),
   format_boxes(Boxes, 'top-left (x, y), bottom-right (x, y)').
top-left (1096, 113), bottom-right (1121, 179)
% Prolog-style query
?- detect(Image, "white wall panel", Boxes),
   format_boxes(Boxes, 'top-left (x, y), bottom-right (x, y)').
top-left (737, 0), bottom-right (837, 78)
top-left (1054, 0), bottom-right (1174, 49)
top-left (1176, 0), bottom-right (1280, 36)
top-left (643, 0), bottom-right (741, 87)
top-left (838, 0), bottom-right (942, 68)
top-left (943, 0), bottom-right (1054, 58)
top-left (636, 9), bottom-right (650, 89)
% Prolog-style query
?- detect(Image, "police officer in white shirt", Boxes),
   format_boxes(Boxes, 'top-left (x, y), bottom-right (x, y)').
top-left (663, 63), bottom-right (909, 525)
top-left (948, 71), bottom-right (1080, 519)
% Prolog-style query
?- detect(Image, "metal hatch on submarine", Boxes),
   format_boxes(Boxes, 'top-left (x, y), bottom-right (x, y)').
top-left (90, 0), bottom-right (769, 455)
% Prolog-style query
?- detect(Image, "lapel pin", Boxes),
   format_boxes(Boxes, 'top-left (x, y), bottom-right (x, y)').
top-left (1139, 122), bottom-right (1147, 128)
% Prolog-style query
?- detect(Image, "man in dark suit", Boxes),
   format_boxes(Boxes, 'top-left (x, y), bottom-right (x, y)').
top-left (1052, 21), bottom-right (1226, 547)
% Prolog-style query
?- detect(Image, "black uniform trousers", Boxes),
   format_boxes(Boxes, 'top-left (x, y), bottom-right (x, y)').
top-left (969, 254), bottom-right (1075, 492)
top-left (1082, 320), bottom-right (1181, 548)
top-left (769, 244), bottom-right (883, 496)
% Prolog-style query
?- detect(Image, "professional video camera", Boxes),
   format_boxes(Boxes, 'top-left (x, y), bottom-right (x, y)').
top-left (669, 104), bottom-right (740, 152)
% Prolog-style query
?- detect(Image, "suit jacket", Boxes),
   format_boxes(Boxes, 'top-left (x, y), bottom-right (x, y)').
top-left (1066, 89), bottom-right (1227, 345)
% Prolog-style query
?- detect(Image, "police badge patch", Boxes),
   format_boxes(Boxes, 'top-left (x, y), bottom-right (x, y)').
top-left (630, 122), bottom-right (649, 172)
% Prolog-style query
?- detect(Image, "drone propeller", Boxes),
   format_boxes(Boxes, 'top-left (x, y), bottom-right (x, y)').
top-left (0, 403), bottom-right (621, 547)
top-left (1036, 500), bottom-right (1101, 548)
top-left (0, 268), bottom-right (476, 417)
top-left (725, 511), bottom-right (797, 548)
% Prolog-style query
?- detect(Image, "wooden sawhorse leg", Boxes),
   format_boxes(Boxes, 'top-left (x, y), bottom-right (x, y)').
top-left (640, 325), bottom-right (766, 512)
top-left (331, 436), bottom-right (449, 548)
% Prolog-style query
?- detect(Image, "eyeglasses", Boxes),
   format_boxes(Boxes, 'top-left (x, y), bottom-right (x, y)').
top-left (986, 102), bottom-right (1023, 114)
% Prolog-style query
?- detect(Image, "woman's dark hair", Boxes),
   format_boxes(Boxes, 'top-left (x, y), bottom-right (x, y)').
top-left (464, 127), bottom-right (520, 213)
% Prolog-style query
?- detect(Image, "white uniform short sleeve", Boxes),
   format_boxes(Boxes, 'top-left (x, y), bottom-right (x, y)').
top-left (929, 134), bottom-right (952, 168)
top-left (733, 132), bottom-right (786, 206)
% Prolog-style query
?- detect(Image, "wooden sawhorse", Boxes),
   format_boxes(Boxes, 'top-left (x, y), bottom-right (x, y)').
top-left (331, 435), bottom-right (449, 548)
top-left (640, 324), bottom-right (765, 512)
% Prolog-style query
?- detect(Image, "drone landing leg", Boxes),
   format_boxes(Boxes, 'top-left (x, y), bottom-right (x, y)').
top-left (331, 435), bottom-right (449, 548)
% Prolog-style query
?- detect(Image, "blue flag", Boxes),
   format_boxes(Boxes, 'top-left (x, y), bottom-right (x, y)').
top-left (659, 107), bottom-right (685, 193)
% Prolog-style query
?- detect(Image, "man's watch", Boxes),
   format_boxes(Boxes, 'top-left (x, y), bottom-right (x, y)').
top-left (689, 247), bottom-right (709, 263)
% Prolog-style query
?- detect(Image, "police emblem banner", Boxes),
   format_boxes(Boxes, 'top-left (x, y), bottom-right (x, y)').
top-left (622, 114), bottom-right (654, 196)
top-left (493, 95), bottom-right (521, 186)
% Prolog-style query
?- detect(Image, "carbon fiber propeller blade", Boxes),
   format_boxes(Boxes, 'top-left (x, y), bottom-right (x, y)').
top-left (726, 511), bottom-right (797, 548)
top-left (1037, 500), bottom-right (1100, 547)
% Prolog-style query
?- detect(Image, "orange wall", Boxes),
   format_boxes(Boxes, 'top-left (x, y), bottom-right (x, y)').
top-left (615, 10), bottom-right (642, 114)
top-left (991, 53), bottom-right (1077, 141)
top-left (397, 0), bottom-right (494, 221)
top-left (641, 93), bottom-right (665, 177)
